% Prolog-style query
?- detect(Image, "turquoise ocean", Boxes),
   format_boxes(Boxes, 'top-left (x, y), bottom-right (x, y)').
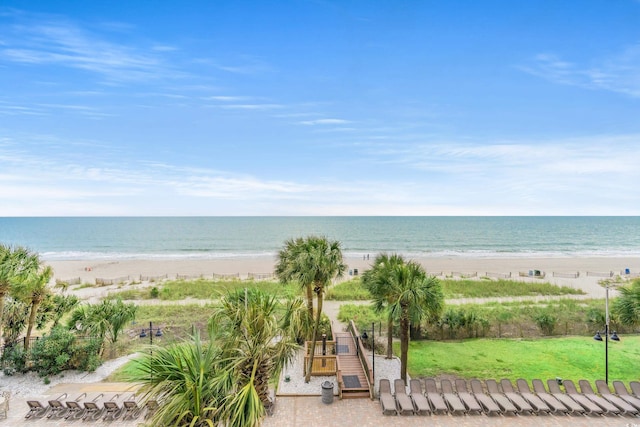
top-left (0, 217), bottom-right (639, 261)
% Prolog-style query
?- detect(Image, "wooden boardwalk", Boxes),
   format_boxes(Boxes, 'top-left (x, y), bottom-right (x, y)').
top-left (334, 332), bottom-right (370, 398)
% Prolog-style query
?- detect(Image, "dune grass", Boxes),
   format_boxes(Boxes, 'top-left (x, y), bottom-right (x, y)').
top-left (325, 277), bottom-right (584, 301)
top-left (108, 278), bottom-right (299, 301)
top-left (404, 335), bottom-right (640, 382)
top-left (442, 278), bottom-right (584, 299)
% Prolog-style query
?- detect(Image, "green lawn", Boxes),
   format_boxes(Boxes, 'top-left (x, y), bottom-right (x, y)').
top-left (403, 335), bottom-right (640, 383)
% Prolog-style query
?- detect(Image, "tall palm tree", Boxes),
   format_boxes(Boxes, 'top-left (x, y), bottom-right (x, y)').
top-left (365, 255), bottom-right (443, 382)
top-left (14, 264), bottom-right (53, 352)
top-left (0, 245), bottom-right (40, 349)
top-left (362, 253), bottom-right (405, 359)
top-left (614, 279), bottom-right (640, 326)
top-left (275, 236), bottom-right (346, 383)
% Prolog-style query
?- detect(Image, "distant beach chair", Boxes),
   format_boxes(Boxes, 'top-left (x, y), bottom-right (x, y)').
top-left (440, 379), bottom-right (466, 415)
top-left (25, 400), bottom-right (49, 419)
top-left (103, 394), bottom-right (128, 421)
top-left (484, 379), bottom-right (517, 415)
top-left (561, 380), bottom-right (604, 414)
top-left (545, 379), bottom-right (586, 414)
top-left (595, 380), bottom-right (638, 415)
top-left (424, 378), bottom-right (448, 414)
top-left (515, 379), bottom-right (552, 414)
top-left (393, 379), bottom-right (414, 415)
top-left (612, 381), bottom-right (640, 411)
top-left (45, 393), bottom-right (69, 419)
top-left (630, 381), bottom-right (640, 398)
top-left (454, 379), bottom-right (483, 414)
top-left (499, 379), bottom-right (535, 414)
top-left (378, 379), bottom-right (398, 415)
top-left (408, 379), bottom-right (431, 415)
top-left (578, 380), bottom-right (620, 414)
top-left (63, 392), bottom-right (99, 420)
top-left (469, 379), bottom-right (501, 415)
top-left (531, 379), bottom-right (569, 414)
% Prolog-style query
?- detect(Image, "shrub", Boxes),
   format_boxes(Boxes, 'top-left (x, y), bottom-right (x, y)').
top-left (30, 327), bottom-right (102, 377)
top-left (150, 287), bottom-right (160, 298)
top-left (533, 310), bottom-right (557, 336)
top-left (1, 344), bottom-right (27, 375)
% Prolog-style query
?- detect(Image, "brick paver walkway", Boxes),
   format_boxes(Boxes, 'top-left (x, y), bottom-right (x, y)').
top-left (262, 396), bottom-right (639, 427)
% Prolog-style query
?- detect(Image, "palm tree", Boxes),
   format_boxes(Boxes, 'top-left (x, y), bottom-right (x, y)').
top-left (14, 264), bottom-right (53, 352)
top-left (614, 279), bottom-right (640, 326)
top-left (127, 289), bottom-right (300, 427)
top-left (275, 236), bottom-right (346, 382)
top-left (129, 329), bottom-right (223, 426)
top-left (209, 289), bottom-right (299, 425)
top-left (362, 253), bottom-right (405, 359)
top-left (0, 245), bottom-right (40, 349)
top-left (68, 299), bottom-right (137, 356)
top-left (364, 255), bottom-right (443, 382)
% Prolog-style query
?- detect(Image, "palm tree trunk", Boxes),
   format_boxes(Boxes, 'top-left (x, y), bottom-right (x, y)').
top-left (399, 305), bottom-right (409, 382)
top-left (0, 292), bottom-right (6, 350)
top-left (386, 313), bottom-right (393, 359)
top-left (305, 291), bottom-right (323, 383)
top-left (24, 299), bottom-right (40, 352)
top-left (305, 284), bottom-right (314, 319)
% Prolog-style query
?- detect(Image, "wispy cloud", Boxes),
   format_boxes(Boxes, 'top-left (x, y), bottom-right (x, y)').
top-left (0, 12), bottom-right (179, 83)
top-left (299, 118), bottom-right (352, 125)
top-left (520, 44), bottom-right (640, 97)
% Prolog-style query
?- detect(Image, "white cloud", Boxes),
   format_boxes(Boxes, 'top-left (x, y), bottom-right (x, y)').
top-left (0, 14), bottom-right (179, 83)
top-left (520, 44), bottom-right (640, 97)
top-left (299, 118), bottom-right (352, 125)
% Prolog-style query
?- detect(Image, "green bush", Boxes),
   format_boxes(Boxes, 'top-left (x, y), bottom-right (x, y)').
top-left (533, 310), bottom-right (557, 336)
top-left (30, 327), bottom-right (102, 377)
top-left (1, 344), bottom-right (27, 375)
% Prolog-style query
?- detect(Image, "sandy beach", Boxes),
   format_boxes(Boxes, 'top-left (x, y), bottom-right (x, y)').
top-left (45, 255), bottom-right (640, 300)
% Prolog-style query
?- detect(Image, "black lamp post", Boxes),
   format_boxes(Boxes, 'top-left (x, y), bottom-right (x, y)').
top-left (140, 321), bottom-right (162, 380)
top-left (139, 321), bottom-right (163, 345)
top-left (593, 285), bottom-right (620, 384)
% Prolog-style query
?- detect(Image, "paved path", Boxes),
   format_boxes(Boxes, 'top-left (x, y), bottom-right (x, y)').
top-left (263, 396), bottom-right (638, 427)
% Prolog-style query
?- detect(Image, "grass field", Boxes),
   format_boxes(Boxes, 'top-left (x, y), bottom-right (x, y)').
top-left (108, 278), bottom-right (299, 300)
top-left (403, 335), bottom-right (640, 382)
top-left (325, 277), bottom-right (584, 301)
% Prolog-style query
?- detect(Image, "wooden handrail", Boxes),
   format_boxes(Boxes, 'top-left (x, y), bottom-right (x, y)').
top-left (348, 320), bottom-right (374, 399)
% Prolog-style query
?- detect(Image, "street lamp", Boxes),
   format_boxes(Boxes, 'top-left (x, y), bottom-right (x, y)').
top-left (139, 321), bottom-right (163, 345)
top-left (140, 322), bottom-right (162, 380)
top-left (593, 285), bottom-right (620, 384)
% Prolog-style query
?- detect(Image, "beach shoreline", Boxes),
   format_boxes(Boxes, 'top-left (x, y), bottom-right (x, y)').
top-left (45, 255), bottom-right (640, 300)
top-left (46, 255), bottom-right (640, 280)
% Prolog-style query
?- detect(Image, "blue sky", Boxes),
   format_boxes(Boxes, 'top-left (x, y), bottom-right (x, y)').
top-left (1, 0), bottom-right (640, 216)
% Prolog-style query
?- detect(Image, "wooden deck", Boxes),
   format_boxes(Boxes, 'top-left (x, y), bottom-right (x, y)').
top-left (334, 332), bottom-right (370, 398)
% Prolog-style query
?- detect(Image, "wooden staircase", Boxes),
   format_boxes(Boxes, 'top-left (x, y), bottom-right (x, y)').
top-left (334, 331), bottom-right (371, 399)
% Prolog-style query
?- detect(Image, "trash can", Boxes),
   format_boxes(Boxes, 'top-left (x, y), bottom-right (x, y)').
top-left (321, 381), bottom-right (334, 404)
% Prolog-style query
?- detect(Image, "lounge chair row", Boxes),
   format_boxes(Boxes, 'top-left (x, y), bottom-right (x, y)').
top-left (379, 378), bottom-right (640, 417)
top-left (25, 392), bottom-right (158, 422)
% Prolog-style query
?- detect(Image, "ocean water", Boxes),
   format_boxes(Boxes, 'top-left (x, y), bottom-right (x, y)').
top-left (0, 217), bottom-right (639, 261)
